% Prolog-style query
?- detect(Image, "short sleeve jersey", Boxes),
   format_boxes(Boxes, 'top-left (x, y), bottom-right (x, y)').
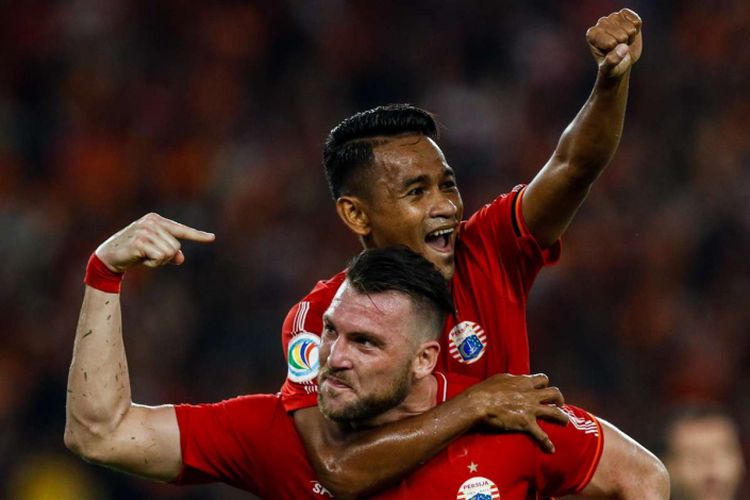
top-left (174, 373), bottom-right (603, 499)
top-left (281, 185), bottom-right (561, 412)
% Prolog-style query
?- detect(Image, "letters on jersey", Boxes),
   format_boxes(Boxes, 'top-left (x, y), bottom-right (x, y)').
top-left (287, 332), bottom-right (321, 383)
top-left (457, 476), bottom-right (501, 500)
top-left (448, 321), bottom-right (487, 364)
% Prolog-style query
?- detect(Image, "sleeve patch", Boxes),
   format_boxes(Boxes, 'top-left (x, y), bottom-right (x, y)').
top-left (286, 332), bottom-right (321, 383)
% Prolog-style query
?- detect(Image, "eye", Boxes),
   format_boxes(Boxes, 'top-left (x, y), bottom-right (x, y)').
top-left (322, 323), bottom-right (337, 339)
top-left (353, 335), bottom-right (376, 348)
top-left (441, 180), bottom-right (457, 191)
top-left (407, 187), bottom-right (425, 196)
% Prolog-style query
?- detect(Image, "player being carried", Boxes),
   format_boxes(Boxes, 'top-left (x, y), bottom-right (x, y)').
top-left (279, 8), bottom-right (644, 497)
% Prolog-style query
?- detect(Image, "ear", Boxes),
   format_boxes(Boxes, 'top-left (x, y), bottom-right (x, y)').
top-left (336, 196), bottom-right (371, 237)
top-left (412, 340), bottom-right (440, 381)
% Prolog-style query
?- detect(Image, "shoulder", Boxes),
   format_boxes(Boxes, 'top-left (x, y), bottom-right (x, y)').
top-left (289, 270), bottom-right (347, 313)
top-left (459, 185), bottom-right (524, 236)
top-left (283, 270), bottom-right (347, 333)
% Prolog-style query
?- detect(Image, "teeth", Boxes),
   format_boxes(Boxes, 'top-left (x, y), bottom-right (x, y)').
top-left (429, 228), bottom-right (453, 237)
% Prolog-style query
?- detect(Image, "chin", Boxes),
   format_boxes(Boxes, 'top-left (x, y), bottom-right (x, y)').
top-left (437, 259), bottom-right (455, 279)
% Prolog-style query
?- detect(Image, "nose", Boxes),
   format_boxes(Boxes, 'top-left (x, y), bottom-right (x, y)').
top-left (430, 192), bottom-right (459, 219)
top-left (324, 336), bottom-right (353, 370)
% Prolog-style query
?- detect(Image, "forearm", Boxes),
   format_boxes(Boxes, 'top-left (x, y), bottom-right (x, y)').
top-left (65, 286), bottom-right (131, 454)
top-left (522, 72), bottom-right (631, 246)
top-left (299, 394), bottom-right (479, 499)
top-left (553, 71), bottom-right (630, 182)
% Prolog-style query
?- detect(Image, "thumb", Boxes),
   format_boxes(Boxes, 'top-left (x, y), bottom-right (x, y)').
top-left (601, 43), bottom-right (632, 78)
top-left (169, 250), bottom-right (186, 266)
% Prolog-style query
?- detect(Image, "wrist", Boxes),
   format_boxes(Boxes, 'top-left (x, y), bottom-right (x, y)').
top-left (459, 386), bottom-right (488, 424)
top-left (595, 67), bottom-right (630, 91)
top-left (84, 253), bottom-right (124, 293)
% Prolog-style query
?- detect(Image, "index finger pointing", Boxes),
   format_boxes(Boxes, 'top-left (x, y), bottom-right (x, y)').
top-left (161, 217), bottom-right (216, 242)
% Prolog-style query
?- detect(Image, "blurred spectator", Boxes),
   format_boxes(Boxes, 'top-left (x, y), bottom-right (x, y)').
top-left (661, 405), bottom-right (746, 500)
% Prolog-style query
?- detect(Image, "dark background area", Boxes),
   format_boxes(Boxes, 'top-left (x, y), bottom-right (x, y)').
top-left (0, 1), bottom-right (748, 498)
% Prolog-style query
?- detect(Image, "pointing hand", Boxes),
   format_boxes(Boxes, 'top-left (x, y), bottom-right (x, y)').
top-left (95, 213), bottom-right (215, 273)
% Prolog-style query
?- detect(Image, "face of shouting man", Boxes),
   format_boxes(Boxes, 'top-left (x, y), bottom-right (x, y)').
top-left (317, 279), bottom-right (440, 427)
top-left (336, 134), bottom-right (464, 279)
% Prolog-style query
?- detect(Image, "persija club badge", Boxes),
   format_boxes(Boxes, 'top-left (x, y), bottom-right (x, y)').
top-left (449, 321), bottom-right (487, 364)
top-left (456, 476), bottom-right (500, 499)
top-left (287, 332), bottom-right (320, 382)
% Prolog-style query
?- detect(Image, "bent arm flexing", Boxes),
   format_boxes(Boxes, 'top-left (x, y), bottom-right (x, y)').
top-left (64, 213), bottom-right (215, 481)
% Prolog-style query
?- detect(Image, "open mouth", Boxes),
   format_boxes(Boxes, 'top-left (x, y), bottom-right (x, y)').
top-left (425, 227), bottom-right (455, 253)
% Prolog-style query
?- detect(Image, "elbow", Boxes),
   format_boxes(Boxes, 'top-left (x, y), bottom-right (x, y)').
top-left (315, 464), bottom-right (359, 500)
top-left (315, 459), bottom-right (376, 500)
top-left (64, 424), bottom-right (100, 464)
top-left (640, 456), bottom-right (670, 500)
top-left (64, 414), bottom-right (116, 465)
top-left (64, 424), bottom-right (84, 457)
top-left (617, 454), bottom-right (670, 500)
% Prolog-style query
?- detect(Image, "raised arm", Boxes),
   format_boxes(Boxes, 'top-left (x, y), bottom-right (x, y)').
top-left (296, 373), bottom-right (568, 499)
top-left (523, 8), bottom-right (643, 248)
top-left (64, 213), bottom-right (215, 481)
top-left (581, 418), bottom-right (670, 499)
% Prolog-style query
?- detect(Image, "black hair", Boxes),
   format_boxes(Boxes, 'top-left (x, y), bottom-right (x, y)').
top-left (323, 104), bottom-right (439, 200)
top-left (345, 246), bottom-right (454, 340)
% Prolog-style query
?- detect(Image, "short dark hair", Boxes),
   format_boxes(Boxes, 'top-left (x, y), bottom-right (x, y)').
top-left (323, 104), bottom-right (439, 200)
top-left (345, 246), bottom-right (454, 340)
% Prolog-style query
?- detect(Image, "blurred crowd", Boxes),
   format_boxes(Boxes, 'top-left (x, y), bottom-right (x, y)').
top-left (0, 0), bottom-right (748, 498)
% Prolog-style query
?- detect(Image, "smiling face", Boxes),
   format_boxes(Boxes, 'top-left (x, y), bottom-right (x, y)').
top-left (317, 282), bottom-right (423, 424)
top-left (342, 135), bottom-right (464, 279)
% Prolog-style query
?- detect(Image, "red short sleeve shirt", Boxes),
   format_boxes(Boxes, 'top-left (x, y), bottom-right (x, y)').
top-left (175, 373), bottom-right (602, 499)
top-left (280, 186), bottom-right (561, 412)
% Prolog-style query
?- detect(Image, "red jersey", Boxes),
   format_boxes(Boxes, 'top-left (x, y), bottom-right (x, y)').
top-left (281, 186), bottom-right (561, 411)
top-left (174, 373), bottom-right (603, 499)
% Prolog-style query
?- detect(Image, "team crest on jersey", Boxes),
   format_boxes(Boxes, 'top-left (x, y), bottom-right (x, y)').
top-left (456, 476), bottom-right (501, 500)
top-left (287, 332), bottom-right (320, 382)
top-left (448, 321), bottom-right (487, 364)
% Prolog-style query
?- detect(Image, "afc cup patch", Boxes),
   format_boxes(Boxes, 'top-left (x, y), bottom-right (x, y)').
top-left (448, 321), bottom-right (487, 364)
top-left (287, 332), bottom-right (320, 383)
top-left (456, 476), bottom-right (500, 500)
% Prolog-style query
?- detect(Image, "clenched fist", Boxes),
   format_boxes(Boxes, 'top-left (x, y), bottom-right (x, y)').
top-left (95, 213), bottom-right (215, 273)
top-left (587, 8), bottom-right (643, 79)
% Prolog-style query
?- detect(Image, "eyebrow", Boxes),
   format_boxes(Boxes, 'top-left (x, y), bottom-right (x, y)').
top-left (401, 166), bottom-right (455, 190)
top-left (402, 174), bottom-right (430, 190)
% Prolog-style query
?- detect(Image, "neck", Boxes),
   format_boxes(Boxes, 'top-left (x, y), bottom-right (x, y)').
top-left (353, 373), bottom-right (438, 429)
top-left (360, 234), bottom-right (374, 250)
